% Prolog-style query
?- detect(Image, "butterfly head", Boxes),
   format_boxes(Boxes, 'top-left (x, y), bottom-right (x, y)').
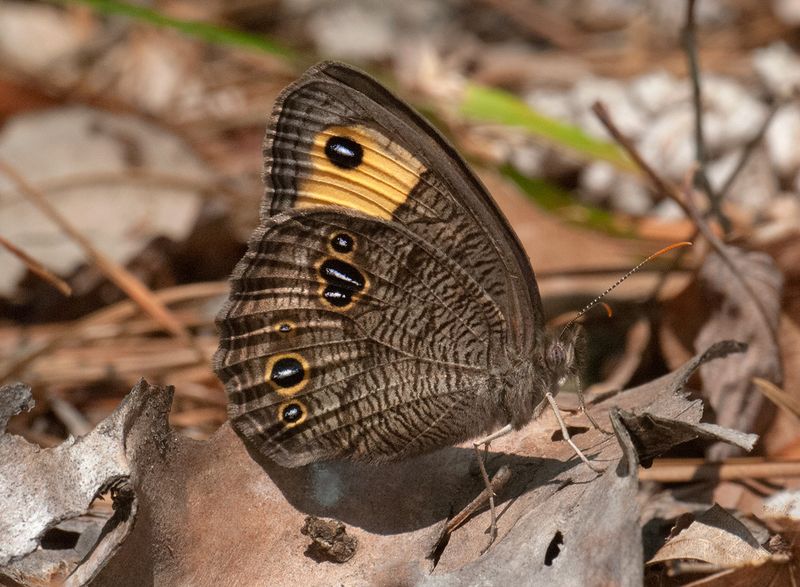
top-left (544, 323), bottom-right (585, 390)
top-left (506, 323), bottom-right (586, 429)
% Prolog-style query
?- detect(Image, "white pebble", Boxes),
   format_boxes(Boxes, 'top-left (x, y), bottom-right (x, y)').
top-left (652, 198), bottom-right (686, 220)
top-left (580, 161), bottom-right (617, 198)
top-left (629, 71), bottom-right (687, 115)
top-left (526, 89), bottom-right (576, 124)
top-left (703, 76), bottom-right (768, 150)
top-left (571, 77), bottom-right (647, 139)
top-left (609, 177), bottom-right (652, 215)
top-left (638, 105), bottom-right (695, 180)
top-left (766, 104), bottom-right (800, 179)
top-left (753, 42), bottom-right (800, 98)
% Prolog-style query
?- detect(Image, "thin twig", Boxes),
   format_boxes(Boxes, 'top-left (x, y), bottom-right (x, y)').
top-left (592, 102), bottom-right (779, 345)
top-left (0, 160), bottom-right (196, 349)
top-left (0, 169), bottom-right (251, 204)
top-left (445, 465), bottom-right (512, 535)
top-left (592, 102), bottom-right (692, 218)
top-left (753, 377), bottom-right (800, 422)
top-left (680, 171), bottom-right (779, 342)
top-left (682, 0), bottom-right (724, 227)
top-left (0, 234), bottom-right (72, 296)
top-left (645, 97), bottom-right (782, 305)
top-left (49, 395), bottom-right (92, 437)
top-left (0, 281), bottom-right (225, 382)
top-left (639, 458), bottom-right (800, 483)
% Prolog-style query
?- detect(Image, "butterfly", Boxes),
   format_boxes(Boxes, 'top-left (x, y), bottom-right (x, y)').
top-left (214, 61), bottom-right (594, 542)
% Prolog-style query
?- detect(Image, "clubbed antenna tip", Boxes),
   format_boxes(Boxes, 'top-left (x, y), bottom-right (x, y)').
top-left (560, 241), bottom-right (692, 337)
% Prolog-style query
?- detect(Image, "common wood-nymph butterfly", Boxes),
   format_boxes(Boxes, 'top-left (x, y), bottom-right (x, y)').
top-left (214, 62), bottom-right (592, 541)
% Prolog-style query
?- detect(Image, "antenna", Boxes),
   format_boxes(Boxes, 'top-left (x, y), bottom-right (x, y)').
top-left (560, 241), bottom-right (692, 337)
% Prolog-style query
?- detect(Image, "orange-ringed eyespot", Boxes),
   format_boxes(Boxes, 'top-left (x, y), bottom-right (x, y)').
top-left (278, 399), bottom-right (307, 427)
top-left (331, 233), bottom-right (355, 254)
top-left (270, 357), bottom-right (304, 388)
top-left (282, 402), bottom-right (304, 423)
top-left (265, 353), bottom-right (309, 396)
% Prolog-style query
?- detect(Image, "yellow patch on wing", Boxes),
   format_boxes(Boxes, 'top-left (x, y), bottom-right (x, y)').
top-left (296, 125), bottom-right (425, 219)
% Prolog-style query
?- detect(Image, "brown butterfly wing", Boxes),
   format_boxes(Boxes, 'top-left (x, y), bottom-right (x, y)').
top-left (263, 62), bottom-right (544, 354)
top-left (215, 62), bottom-right (544, 466)
top-left (216, 209), bottom-right (508, 466)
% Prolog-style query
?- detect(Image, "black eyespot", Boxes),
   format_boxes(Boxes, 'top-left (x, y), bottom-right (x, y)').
top-left (331, 233), bottom-right (354, 254)
top-left (323, 286), bottom-right (352, 307)
top-left (325, 136), bottom-right (363, 169)
top-left (270, 357), bottom-right (305, 388)
top-left (282, 402), bottom-right (304, 423)
top-left (320, 259), bottom-right (365, 291)
top-left (278, 323), bottom-right (292, 333)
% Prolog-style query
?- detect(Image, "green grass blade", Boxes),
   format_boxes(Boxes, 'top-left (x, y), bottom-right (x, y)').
top-left (56, 0), bottom-right (296, 59)
top-left (462, 83), bottom-right (636, 172)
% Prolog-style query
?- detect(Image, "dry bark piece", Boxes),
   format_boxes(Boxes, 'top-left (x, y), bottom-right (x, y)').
top-left (0, 382), bottom-right (33, 434)
top-left (301, 516), bottom-right (358, 563)
top-left (695, 246), bottom-right (783, 459)
top-left (0, 342), bottom-right (757, 586)
top-left (0, 379), bottom-right (173, 585)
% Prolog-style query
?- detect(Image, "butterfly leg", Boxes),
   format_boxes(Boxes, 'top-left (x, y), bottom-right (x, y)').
top-left (576, 380), bottom-right (612, 435)
top-left (472, 423), bottom-right (513, 548)
top-left (545, 392), bottom-right (601, 473)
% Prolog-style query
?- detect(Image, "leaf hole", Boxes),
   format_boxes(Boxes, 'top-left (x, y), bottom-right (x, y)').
top-left (41, 527), bottom-right (80, 550)
top-left (544, 530), bottom-right (563, 566)
top-left (551, 425), bottom-right (589, 442)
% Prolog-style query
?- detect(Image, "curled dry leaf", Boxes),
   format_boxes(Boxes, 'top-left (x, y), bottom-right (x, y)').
top-left (703, 491), bottom-right (800, 587)
top-left (648, 503), bottom-right (771, 568)
top-left (695, 246), bottom-right (783, 459)
top-left (645, 503), bottom-right (796, 587)
top-left (605, 341), bottom-right (758, 465)
top-left (0, 342), bottom-right (757, 585)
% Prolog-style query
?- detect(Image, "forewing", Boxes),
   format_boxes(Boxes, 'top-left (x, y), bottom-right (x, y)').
top-left (262, 62), bottom-right (544, 356)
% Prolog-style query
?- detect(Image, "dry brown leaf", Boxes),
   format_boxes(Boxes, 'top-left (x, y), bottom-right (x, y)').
top-left (654, 504), bottom-right (798, 587)
top-left (695, 246), bottom-right (783, 459)
top-left (648, 504), bottom-right (771, 568)
top-left (0, 342), bottom-right (758, 585)
top-left (0, 106), bottom-right (205, 296)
